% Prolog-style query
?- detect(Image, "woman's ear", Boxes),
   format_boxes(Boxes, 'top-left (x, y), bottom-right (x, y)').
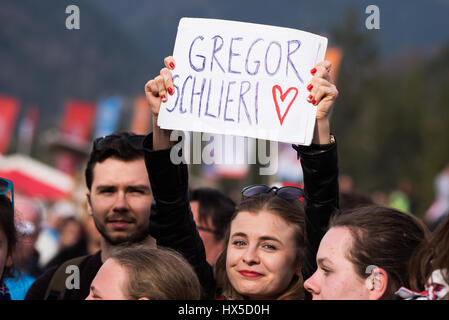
top-left (366, 267), bottom-right (388, 300)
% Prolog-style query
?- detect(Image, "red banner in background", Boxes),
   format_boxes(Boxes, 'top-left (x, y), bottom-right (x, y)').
top-left (130, 95), bottom-right (152, 135)
top-left (0, 94), bottom-right (21, 155)
top-left (60, 100), bottom-right (96, 146)
top-left (17, 105), bottom-right (39, 155)
top-left (55, 100), bottom-right (96, 174)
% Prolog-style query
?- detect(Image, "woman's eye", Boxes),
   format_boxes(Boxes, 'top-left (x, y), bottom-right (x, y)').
top-left (232, 240), bottom-right (246, 246)
top-left (262, 244), bottom-right (277, 250)
top-left (321, 267), bottom-right (331, 275)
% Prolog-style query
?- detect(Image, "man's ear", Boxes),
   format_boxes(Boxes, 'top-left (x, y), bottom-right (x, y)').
top-left (86, 192), bottom-right (93, 217)
top-left (366, 267), bottom-right (388, 300)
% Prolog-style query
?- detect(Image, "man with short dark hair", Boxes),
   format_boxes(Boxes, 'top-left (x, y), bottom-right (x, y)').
top-left (25, 122), bottom-right (213, 299)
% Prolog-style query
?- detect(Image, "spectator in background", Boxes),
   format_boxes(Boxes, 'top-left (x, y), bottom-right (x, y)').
top-left (57, 216), bottom-right (84, 250)
top-left (424, 162), bottom-right (449, 230)
top-left (339, 191), bottom-right (374, 210)
top-left (86, 246), bottom-right (201, 300)
top-left (4, 195), bottom-right (44, 299)
top-left (371, 190), bottom-right (389, 206)
top-left (45, 207), bottom-right (101, 270)
top-left (12, 195), bottom-right (44, 277)
top-left (34, 201), bottom-right (77, 268)
top-left (339, 174), bottom-right (354, 193)
top-left (0, 195), bottom-right (17, 300)
top-left (190, 188), bottom-right (235, 266)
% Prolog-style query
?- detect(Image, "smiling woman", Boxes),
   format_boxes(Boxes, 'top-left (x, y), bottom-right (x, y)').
top-left (215, 191), bottom-right (305, 300)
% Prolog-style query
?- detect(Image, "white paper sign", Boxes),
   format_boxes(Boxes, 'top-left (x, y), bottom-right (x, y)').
top-left (158, 18), bottom-right (327, 145)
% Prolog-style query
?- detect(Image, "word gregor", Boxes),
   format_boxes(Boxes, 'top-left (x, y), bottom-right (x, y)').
top-left (166, 35), bottom-right (304, 126)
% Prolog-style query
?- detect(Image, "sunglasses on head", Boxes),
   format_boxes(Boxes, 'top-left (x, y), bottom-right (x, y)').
top-left (0, 177), bottom-right (14, 210)
top-left (93, 134), bottom-right (145, 152)
top-left (241, 184), bottom-right (304, 200)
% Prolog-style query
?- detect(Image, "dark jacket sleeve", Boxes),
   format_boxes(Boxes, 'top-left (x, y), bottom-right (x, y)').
top-left (293, 139), bottom-right (339, 289)
top-left (143, 133), bottom-right (215, 300)
top-left (24, 266), bottom-right (58, 300)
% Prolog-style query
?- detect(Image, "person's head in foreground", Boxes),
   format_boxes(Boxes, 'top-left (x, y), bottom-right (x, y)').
top-left (304, 205), bottom-right (429, 300)
top-left (215, 185), bottom-right (305, 300)
top-left (86, 246), bottom-right (201, 300)
top-left (0, 195), bottom-right (17, 299)
top-left (406, 212), bottom-right (449, 300)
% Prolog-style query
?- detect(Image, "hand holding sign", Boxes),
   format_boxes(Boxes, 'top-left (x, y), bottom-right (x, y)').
top-left (144, 57), bottom-right (178, 150)
top-left (306, 60), bottom-right (339, 145)
top-left (156, 18), bottom-right (334, 145)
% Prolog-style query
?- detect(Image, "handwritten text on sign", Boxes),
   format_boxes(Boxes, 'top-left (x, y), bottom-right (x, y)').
top-left (158, 18), bottom-right (327, 145)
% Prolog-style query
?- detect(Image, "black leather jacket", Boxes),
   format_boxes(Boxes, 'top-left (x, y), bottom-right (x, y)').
top-left (143, 133), bottom-right (215, 299)
top-left (293, 140), bottom-right (339, 299)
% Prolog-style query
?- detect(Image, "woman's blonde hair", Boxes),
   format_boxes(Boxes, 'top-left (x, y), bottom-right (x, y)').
top-left (111, 246), bottom-right (201, 300)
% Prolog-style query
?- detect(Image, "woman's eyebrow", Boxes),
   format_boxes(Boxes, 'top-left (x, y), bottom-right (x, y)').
top-left (230, 232), bottom-right (247, 238)
top-left (317, 257), bottom-right (333, 266)
top-left (259, 236), bottom-right (282, 244)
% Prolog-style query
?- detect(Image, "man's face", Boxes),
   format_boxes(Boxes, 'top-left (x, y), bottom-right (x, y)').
top-left (87, 158), bottom-right (153, 246)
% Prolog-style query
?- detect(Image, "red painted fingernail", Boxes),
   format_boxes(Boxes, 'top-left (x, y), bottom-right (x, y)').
top-left (161, 94), bottom-right (167, 101)
top-left (167, 87), bottom-right (173, 95)
top-left (169, 62), bottom-right (175, 69)
top-left (308, 94), bottom-right (313, 100)
top-left (312, 99), bottom-right (316, 105)
top-left (310, 68), bottom-right (317, 75)
top-left (307, 84), bottom-right (313, 91)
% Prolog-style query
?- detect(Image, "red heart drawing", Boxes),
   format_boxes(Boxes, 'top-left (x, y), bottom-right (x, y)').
top-left (272, 85), bottom-right (298, 125)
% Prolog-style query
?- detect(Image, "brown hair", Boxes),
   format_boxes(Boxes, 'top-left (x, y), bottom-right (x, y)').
top-left (110, 246), bottom-right (201, 300)
top-left (408, 213), bottom-right (449, 299)
top-left (330, 205), bottom-right (430, 299)
top-left (214, 192), bottom-right (305, 300)
top-left (0, 195), bottom-right (17, 281)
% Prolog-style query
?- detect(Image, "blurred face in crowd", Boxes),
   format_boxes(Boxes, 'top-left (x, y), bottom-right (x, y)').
top-left (190, 201), bottom-right (223, 266)
top-left (59, 218), bottom-right (83, 248)
top-left (87, 158), bottom-right (153, 246)
top-left (0, 229), bottom-right (12, 278)
top-left (15, 199), bottom-right (41, 262)
top-left (86, 258), bottom-right (128, 300)
top-left (226, 210), bottom-right (299, 299)
top-left (304, 227), bottom-right (375, 300)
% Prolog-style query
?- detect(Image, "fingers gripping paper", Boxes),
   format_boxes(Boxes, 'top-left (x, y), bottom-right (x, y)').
top-left (158, 18), bottom-right (327, 145)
